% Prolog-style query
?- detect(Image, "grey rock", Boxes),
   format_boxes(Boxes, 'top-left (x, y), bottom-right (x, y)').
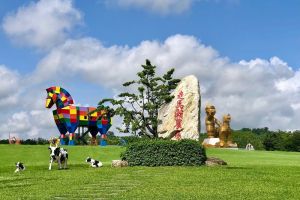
top-left (111, 160), bottom-right (128, 167)
top-left (205, 157), bottom-right (227, 166)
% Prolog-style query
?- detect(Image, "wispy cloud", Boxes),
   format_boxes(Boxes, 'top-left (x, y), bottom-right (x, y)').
top-left (2, 34), bottom-right (300, 138)
top-left (2, 0), bottom-right (82, 50)
top-left (1, 0), bottom-right (299, 140)
top-left (31, 34), bottom-right (300, 132)
top-left (105, 0), bottom-right (239, 15)
top-left (106, 0), bottom-right (194, 15)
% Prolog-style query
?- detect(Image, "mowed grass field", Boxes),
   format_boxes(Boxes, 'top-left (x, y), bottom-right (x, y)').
top-left (0, 145), bottom-right (299, 200)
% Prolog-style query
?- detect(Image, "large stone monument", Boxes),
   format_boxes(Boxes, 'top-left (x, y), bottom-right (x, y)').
top-left (158, 75), bottom-right (200, 140)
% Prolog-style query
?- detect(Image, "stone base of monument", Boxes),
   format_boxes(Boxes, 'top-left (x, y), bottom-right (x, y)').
top-left (202, 138), bottom-right (220, 147)
top-left (202, 138), bottom-right (238, 149)
top-left (227, 143), bottom-right (238, 148)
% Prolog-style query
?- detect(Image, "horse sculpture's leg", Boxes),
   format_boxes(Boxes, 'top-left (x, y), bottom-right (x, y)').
top-left (89, 127), bottom-right (98, 146)
top-left (97, 119), bottom-right (111, 146)
top-left (66, 122), bottom-right (78, 146)
top-left (66, 125), bottom-right (78, 145)
top-left (53, 110), bottom-right (68, 145)
top-left (66, 106), bottom-right (79, 145)
top-left (68, 132), bottom-right (76, 145)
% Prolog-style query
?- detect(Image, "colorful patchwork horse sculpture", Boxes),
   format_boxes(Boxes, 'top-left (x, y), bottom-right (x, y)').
top-left (45, 86), bottom-right (112, 146)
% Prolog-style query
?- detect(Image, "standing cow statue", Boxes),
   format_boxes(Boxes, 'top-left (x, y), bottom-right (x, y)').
top-left (45, 86), bottom-right (112, 146)
top-left (48, 144), bottom-right (68, 170)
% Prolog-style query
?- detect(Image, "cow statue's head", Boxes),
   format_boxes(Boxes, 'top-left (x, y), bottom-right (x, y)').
top-left (86, 157), bottom-right (92, 163)
top-left (48, 145), bottom-right (59, 159)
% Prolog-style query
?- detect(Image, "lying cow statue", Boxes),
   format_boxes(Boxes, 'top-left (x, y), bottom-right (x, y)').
top-left (48, 145), bottom-right (68, 170)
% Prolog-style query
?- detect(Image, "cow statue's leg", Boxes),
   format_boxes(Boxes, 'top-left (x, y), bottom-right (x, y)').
top-left (58, 157), bottom-right (62, 169)
top-left (49, 158), bottom-right (53, 170)
top-left (64, 158), bottom-right (68, 169)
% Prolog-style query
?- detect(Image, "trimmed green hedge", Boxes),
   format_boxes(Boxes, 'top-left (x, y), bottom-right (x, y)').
top-left (121, 139), bottom-right (207, 166)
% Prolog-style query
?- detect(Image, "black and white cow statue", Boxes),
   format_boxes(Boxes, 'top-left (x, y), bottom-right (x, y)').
top-left (15, 162), bottom-right (25, 173)
top-left (48, 145), bottom-right (68, 170)
top-left (86, 157), bottom-right (103, 168)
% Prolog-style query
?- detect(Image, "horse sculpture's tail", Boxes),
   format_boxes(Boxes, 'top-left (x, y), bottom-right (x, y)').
top-left (45, 86), bottom-right (112, 146)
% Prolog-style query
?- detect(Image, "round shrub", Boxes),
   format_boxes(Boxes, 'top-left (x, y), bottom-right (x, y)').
top-left (121, 139), bottom-right (207, 166)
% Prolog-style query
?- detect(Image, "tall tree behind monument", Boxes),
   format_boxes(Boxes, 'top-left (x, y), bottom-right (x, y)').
top-left (96, 59), bottom-right (181, 138)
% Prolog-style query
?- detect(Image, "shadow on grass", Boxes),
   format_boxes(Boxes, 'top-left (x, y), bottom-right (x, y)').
top-left (224, 166), bottom-right (251, 170)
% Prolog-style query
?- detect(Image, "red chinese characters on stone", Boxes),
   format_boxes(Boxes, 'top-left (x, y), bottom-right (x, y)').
top-left (174, 90), bottom-right (184, 139)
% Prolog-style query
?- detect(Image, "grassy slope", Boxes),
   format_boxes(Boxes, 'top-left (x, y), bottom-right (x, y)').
top-left (0, 145), bottom-right (299, 200)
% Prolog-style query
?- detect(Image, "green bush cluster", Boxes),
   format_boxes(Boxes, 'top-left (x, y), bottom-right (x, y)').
top-left (121, 139), bottom-right (207, 166)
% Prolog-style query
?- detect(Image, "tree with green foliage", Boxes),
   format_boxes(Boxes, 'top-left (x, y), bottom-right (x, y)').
top-left (96, 59), bottom-right (181, 138)
top-left (232, 129), bottom-right (264, 150)
top-left (285, 131), bottom-right (300, 152)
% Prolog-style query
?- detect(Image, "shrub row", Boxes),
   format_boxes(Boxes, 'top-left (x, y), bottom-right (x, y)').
top-left (121, 139), bottom-right (207, 166)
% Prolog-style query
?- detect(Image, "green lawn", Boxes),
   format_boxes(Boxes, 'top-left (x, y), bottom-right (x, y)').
top-left (0, 145), bottom-right (299, 199)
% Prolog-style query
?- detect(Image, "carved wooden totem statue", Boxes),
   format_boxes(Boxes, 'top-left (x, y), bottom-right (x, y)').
top-left (219, 114), bottom-right (236, 147)
top-left (205, 103), bottom-right (221, 138)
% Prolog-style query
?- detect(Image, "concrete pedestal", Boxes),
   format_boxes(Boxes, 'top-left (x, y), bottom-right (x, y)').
top-left (202, 138), bottom-right (220, 147)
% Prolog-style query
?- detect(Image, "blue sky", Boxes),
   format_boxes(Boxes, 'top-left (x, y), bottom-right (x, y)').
top-left (1, 0), bottom-right (300, 72)
top-left (0, 0), bottom-right (300, 139)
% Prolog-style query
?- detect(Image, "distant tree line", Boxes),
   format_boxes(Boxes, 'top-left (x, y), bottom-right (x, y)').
top-left (1, 127), bottom-right (299, 152)
top-left (0, 138), bottom-right (49, 145)
top-left (200, 127), bottom-right (300, 152)
top-left (0, 135), bottom-right (148, 146)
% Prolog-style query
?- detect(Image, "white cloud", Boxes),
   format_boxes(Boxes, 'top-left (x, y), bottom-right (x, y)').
top-left (106, 0), bottom-right (240, 15)
top-left (107, 0), bottom-right (193, 14)
top-left (0, 109), bottom-right (54, 139)
top-left (29, 34), bottom-right (300, 132)
top-left (1, 34), bottom-right (300, 139)
top-left (2, 0), bottom-right (82, 49)
top-left (0, 65), bottom-right (20, 108)
top-left (2, 0), bottom-right (299, 140)
top-left (275, 70), bottom-right (300, 93)
top-left (0, 80), bottom-right (60, 139)
top-left (33, 35), bottom-right (226, 88)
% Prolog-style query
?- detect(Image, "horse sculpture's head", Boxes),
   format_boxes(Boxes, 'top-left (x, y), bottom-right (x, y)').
top-left (45, 86), bottom-right (74, 109)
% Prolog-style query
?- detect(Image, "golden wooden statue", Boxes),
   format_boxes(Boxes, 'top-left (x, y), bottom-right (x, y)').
top-left (219, 114), bottom-right (237, 148)
top-left (205, 103), bottom-right (221, 138)
top-left (219, 114), bottom-right (231, 147)
top-left (203, 103), bottom-right (238, 148)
